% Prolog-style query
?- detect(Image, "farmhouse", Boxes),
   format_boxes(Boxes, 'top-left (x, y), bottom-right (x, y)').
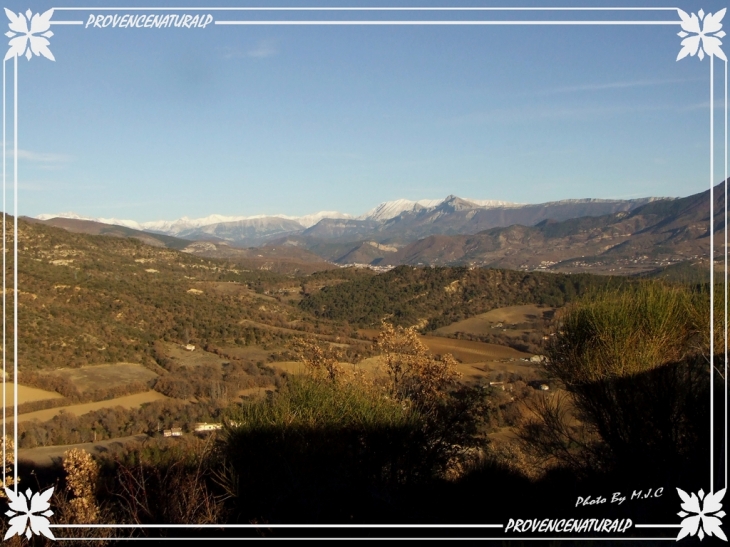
top-left (163, 427), bottom-right (183, 437)
top-left (194, 422), bottom-right (222, 432)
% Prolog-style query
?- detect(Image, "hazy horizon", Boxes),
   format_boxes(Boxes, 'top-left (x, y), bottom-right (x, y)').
top-left (34, 188), bottom-right (688, 228)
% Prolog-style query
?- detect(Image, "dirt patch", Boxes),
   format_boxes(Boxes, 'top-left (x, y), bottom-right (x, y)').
top-left (5, 391), bottom-right (169, 424)
top-left (217, 345), bottom-right (272, 363)
top-left (210, 282), bottom-right (251, 296)
top-left (2, 383), bottom-right (63, 406)
top-left (271, 361), bottom-right (309, 375)
top-left (47, 363), bottom-right (158, 393)
top-left (433, 305), bottom-right (555, 337)
top-left (420, 336), bottom-right (531, 363)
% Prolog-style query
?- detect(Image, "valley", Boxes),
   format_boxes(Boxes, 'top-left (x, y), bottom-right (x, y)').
top-left (4, 216), bottom-right (593, 457)
top-left (2, 182), bottom-right (722, 532)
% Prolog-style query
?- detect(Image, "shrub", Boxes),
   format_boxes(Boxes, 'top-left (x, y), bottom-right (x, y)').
top-left (547, 282), bottom-right (696, 384)
top-left (221, 376), bottom-right (426, 522)
top-left (531, 281), bottom-right (716, 479)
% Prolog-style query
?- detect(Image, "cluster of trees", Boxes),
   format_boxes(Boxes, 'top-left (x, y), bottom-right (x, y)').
top-left (299, 265), bottom-right (626, 329)
top-left (151, 361), bottom-right (280, 400)
top-left (16, 398), bottom-right (229, 449)
top-left (150, 341), bottom-right (281, 400)
top-left (18, 371), bottom-right (150, 404)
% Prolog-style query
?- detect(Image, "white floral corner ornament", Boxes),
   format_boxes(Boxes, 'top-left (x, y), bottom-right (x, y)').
top-left (4, 486), bottom-right (55, 541)
top-left (676, 487), bottom-right (727, 542)
top-left (677, 8), bottom-right (727, 62)
top-left (4, 8), bottom-right (54, 62)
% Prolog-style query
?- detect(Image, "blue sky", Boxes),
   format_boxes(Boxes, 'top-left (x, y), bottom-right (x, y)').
top-left (3, 0), bottom-right (729, 221)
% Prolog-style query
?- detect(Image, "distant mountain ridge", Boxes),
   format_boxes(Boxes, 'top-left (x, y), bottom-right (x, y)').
top-left (38, 193), bottom-right (666, 248)
top-left (375, 183), bottom-right (726, 275)
top-left (33, 184), bottom-right (724, 276)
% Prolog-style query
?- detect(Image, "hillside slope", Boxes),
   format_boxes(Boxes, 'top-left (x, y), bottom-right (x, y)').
top-left (379, 182), bottom-right (726, 274)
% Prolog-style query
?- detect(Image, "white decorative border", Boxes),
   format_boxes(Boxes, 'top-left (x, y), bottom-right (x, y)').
top-left (0, 4), bottom-right (726, 542)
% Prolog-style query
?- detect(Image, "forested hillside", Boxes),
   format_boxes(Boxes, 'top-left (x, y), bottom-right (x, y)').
top-left (10, 218), bottom-right (311, 370)
top-left (299, 265), bottom-right (627, 329)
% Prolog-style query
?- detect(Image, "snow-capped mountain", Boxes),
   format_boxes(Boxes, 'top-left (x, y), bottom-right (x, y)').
top-left (357, 197), bottom-right (525, 222)
top-left (37, 197), bottom-right (513, 235)
top-left (38, 210), bottom-right (354, 235)
top-left (359, 198), bottom-right (444, 222)
top-left (296, 211), bottom-right (354, 228)
top-left (467, 199), bottom-right (523, 208)
top-left (36, 194), bottom-right (665, 248)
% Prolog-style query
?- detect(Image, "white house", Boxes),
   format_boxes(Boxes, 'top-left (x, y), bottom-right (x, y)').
top-left (194, 422), bottom-right (222, 432)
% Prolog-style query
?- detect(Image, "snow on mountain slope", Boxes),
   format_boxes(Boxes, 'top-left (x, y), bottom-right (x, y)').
top-left (295, 211), bottom-right (354, 228)
top-left (467, 199), bottom-right (523, 208)
top-left (359, 198), bottom-right (444, 222)
top-left (36, 210), bottom-right (353, 235)
top-left (35, 194), bottom-right (662, 238)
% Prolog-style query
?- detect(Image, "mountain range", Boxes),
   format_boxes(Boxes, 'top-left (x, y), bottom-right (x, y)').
top-left (38, 194), bottom-right (663, 248)
top-left (33, 185), bottom-right (726, 275)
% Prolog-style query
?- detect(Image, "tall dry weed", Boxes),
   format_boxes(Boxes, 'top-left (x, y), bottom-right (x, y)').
top-left (294, 338), bottom-right (343, 383)
top-left (0, 436), bottom-right (19, 497)
top-left (377, 322), bottom-right (461, 408)
top-left (62, 448), bottom-right (100, 524)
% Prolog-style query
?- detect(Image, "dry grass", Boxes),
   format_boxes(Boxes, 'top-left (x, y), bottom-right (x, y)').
top-left (62, 448), bottom-right (101, 523)
top-left (432, 305), bottom-right (555, 337)
top-left (1, 383), bottom-right (63, 405)
top-left (0, 436), bottom-right (19, 496)
top-left (376, 323), bottom-right (461, 407)
top-left (217, 344), bottom-right (272, 362)
top-left (420, 336), bottom-right (531, 363)
top-left (46, 363), bottom-right (158, 393)
top-left (162, 342), bottom-right (228, 369)
top-left (279, 335), bottom-right (539, 385)
top-left (548, 282), bottom-right (697, 383)
top-left (236, 387), bottom-right (271, 399)
top-left (271, 360), bottom-right (308, 375)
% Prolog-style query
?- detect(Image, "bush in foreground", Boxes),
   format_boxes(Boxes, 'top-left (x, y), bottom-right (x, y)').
top-left (525, 281), bottom-right (719, 484)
